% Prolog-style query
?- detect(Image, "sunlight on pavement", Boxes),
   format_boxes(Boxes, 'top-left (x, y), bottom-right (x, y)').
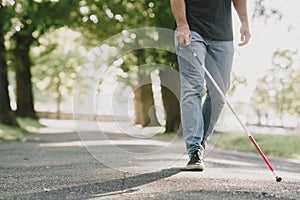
top-left (39, 119), bottom-right (165, 138)
top-left (39, 139), bottom-right (170, 147)
top-left (173, 168), bottom-right (300, 182)
top-left (206, 158), bottom-right (257, 167)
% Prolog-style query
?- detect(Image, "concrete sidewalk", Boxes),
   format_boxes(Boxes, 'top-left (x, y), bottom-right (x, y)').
top-left (1, 119), bottom-right (300, 199)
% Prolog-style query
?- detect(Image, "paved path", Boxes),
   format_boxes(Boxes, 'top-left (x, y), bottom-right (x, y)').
top-left (1, 120), bottom-right (300, 199)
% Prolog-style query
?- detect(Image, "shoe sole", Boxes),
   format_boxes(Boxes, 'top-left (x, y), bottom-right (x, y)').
top-left (186, 164), bottom-right (204, 171)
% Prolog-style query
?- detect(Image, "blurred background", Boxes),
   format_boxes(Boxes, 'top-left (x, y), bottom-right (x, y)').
top-left (1, 0), bottom-right (300, 139)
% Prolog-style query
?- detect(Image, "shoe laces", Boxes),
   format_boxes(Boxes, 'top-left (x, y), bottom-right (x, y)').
top-left (190, 149), bottom-right (203, 161)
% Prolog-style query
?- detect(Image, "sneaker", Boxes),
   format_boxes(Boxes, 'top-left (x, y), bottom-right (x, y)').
top-left (186, 149), bottom-right (204, 171)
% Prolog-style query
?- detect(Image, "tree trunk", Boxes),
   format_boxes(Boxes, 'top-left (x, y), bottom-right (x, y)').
top-left (159, 65), bottom-right (181, 133)
top-left (255, 110), bottom-right (262, 126)
top-left (14, 36), bottom-right (36, 118)
top-left (134, 79), bottom-right (159, 126)
top-left (56, 77), bottom-right (62, 119)
top-left (0, 34), bottom-right (18, 126)
top-left (133, 49), bottom-right (160, 127)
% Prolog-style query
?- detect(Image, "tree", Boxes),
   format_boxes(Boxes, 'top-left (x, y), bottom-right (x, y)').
top-left (0, 3), bottom-right (18, 126)
top-left (129, 1), bottom-right (178, 128)
top-left (251, 77), bottom-right (273, 126)
top-left (117, 1), bottom-right (167, 127)
top-left (7, 0), bottom-right (79, 118)
top-left (31, 28), bottom-right (85, 118)
top-left (252, 49), bottom-right (300, 127)
top-left (133, 49), bottom-right (160, 126)
top-left (159, 59), bottom-right (181, 132)
top-left (154, 1), bottom-right (181, 132)
top-left (0, 34), bottom-right (16, 125)
top-left (289, 68), bottom-right (300, 127)
top-left (78, 1), bottom-right (175, 127)
top-left (143, 49), bottom-right (181, 132)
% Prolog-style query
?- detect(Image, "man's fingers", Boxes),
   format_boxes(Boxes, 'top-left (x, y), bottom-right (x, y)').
top-left (239, 38), bottom-right (248, 46)
top-left (176, 31), bottom-right (191, 46)
top-left (176, 33), bottom-right (184, 46)
top-left (179, 36), bottom-right (185, 46)
top-left (239, 23), bottom-right (251, 47)
top-left (239, 32), bottom-right (250, 46)
top-left (240, 34), bottom-right (245, 43)
top-left (184, 34), bottom-right (191, 46)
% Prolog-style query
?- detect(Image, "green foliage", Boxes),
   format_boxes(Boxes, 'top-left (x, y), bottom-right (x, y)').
top-left (0, 2), bottom-right (14, 34)
top-left (251, 76), bottom-right (273, 113)
top-left (252, 49), bottom-right (300, 117)
top-left (227, 73), bottom-right (248, 96)
top-left (253, 0), bottom-right (282, 21)
top-left (0, 117), bottom-right (42, 141)
top-left (2, 0), bottom-right (79, 50)
top-left (16, 117), bottom-right (43, 132)
top-left (31, 28), bottom-right (86, 104)
top-left (72, 0), bottom-right (176, 93)
top-left (1, 0), bottom-right (84, 119)
top-left (0, 123), bottom-right (24, 141)
top-left (75, 1), bottom-right (174, 46)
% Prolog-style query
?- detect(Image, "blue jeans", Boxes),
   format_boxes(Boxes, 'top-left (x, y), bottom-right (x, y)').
top-left (176, 31), bottom-right (234, 153)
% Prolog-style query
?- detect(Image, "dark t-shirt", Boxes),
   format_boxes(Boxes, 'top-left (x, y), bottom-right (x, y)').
top-left (185, 0), bottom-right (233, 41)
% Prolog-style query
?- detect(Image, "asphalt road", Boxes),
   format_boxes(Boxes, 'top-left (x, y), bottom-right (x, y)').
top-left (1, 120), bottom-right (300, 200)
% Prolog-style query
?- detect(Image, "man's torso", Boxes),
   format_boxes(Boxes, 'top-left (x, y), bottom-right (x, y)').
top-left (185, 0), bottom-right (233, 41)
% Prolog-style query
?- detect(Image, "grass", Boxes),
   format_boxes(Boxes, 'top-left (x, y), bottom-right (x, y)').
top-left (163, 130), bottom-right (300, 158)
top-left (0, 123), bottom-right (25, 141)
top-left (212, 131), bottom-right (300, 158)
top-left (0, 118), bottom-right (43, 142)
top-left (16, 117), bottom-right (44, 132)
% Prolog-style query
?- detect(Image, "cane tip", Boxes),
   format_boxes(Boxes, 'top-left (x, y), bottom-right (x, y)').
top-left (276, 176), bottom-right (282, 182)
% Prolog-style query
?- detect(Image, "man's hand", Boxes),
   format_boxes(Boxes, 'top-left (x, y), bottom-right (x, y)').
top-left (176, 26), bottom-right (192, 46)
top-left (170, 0), bottom-right (191, 46)
top-left (233, 0), bottom-right (251, 46)
top-left (239, 23), bottom-right (251, 46)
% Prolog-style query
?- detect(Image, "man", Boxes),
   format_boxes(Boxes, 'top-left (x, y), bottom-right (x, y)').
top-left (170, 0), bottom-right (251, 170)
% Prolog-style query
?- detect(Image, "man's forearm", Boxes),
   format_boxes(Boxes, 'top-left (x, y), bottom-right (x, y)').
top-left (170, 0), bottom-right (192, 46)
top-left (233, 0), bottom-right (251, 46)
top-left (233, 0), bottom-right (249, 25)
top-left (170, 0), bottom-right (189, 28)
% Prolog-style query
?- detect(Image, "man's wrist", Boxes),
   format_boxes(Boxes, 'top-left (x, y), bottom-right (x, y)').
top-left (177, 24), bottom-right (190, 34)
top-left (241, 21), bottom-right (249, 25)
top-left (177, 23), bottom-right (189, 29)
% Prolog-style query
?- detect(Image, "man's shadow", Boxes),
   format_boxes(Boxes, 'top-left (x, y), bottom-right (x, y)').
top-left (8, 167), bottom-right (185, 199)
